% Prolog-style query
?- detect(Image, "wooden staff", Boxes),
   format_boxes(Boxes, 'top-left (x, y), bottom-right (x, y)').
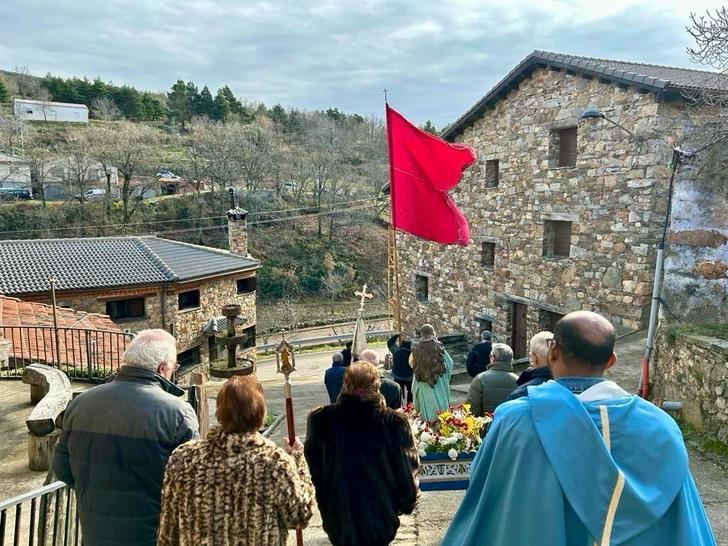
top-left (276, 331), bottom-right (303, 546)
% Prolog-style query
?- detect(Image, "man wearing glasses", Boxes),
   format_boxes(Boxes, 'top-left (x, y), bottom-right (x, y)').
top-left (443, 310), bottom-right (715, 545)
top-left (54, 329), bottom-right (199, 546)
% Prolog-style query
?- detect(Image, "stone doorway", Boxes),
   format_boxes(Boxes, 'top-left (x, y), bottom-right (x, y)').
top-left (510, 302), bottom-right (528, 358)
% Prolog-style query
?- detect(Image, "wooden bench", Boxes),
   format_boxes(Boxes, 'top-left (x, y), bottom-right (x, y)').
top-left (22, 364), bottom-right (72, 471)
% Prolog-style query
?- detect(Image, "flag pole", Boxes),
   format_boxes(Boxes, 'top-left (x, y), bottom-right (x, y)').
top-left (384, 91), bottom-right (403, 334)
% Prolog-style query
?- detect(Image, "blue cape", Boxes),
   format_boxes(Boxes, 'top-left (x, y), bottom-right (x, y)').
top-left (442, 381), bottom-right (716, 545)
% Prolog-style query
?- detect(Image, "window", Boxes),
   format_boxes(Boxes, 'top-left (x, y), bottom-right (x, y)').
top-left (554, 127), bottom-right (577, 167)
top-left (106, 298), bottom-right (145, 320)
top-left (177, 346), bottom-right (201, 370)
top-left (178, 289), bottom-right (201, 310)
top-left (543, 221), bottom-right (572, 258)
top-left (415, 274), bottom-right (429, 303)
top-left (236, 276), bottom-right (257, 294)
top-left (481, 242), bottom-right (496, 269)
top-left (242, 325), bottom-right (256, 349)
top-left (485, 159), bottom-right (499, 188)
top-left (539, 309), bottom-right (565, 332)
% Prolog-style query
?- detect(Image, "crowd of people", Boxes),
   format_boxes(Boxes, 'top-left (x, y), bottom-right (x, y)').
top-left (53, 310), bottom-right (717, 546)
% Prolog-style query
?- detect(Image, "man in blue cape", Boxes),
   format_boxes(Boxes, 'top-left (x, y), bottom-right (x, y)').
top-left (442, 310), bottom-right (716, 546)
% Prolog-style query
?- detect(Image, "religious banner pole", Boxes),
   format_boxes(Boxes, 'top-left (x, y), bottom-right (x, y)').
top-left (384, 90), bottom-right (403, 333)
top-left (275, 330), bottom-right (303, 546)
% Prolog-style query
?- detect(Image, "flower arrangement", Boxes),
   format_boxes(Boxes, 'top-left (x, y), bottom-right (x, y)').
top-left (402, 403), bottom-right (492, 460)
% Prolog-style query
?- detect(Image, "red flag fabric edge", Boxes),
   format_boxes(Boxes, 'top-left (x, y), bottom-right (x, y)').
top-left (386, 105), bottom-right (476, 246)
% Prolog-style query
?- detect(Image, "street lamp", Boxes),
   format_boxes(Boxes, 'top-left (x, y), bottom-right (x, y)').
top-left (580, 109), bottom-right (640, 141)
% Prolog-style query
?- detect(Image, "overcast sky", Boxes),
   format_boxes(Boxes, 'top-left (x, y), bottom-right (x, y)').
top-left (0, 0), bottom-right (724, 125)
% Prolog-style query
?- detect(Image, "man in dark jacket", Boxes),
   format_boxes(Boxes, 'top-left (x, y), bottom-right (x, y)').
top-left (305, 362), bottom-right (419, 546)
top-left (507, 331), bottom-right (554, 401)
top-left (53, 329), bottom-right (199, 546)
top-left (324, 352), bottom-right (346, 402)
top-left (387, 332), bottom-right (413, 403)
top-left (467, 343), bottom-right (518, 416)
top-left (466, 331), bottom-right (493, 377)
top-left (341, 340), bottom-right (353, 367)
top-left (359, 348), bottom-right (402, 409)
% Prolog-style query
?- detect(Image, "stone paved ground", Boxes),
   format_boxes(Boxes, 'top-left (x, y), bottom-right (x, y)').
top-left (241, 334), bottom-right (728, 545)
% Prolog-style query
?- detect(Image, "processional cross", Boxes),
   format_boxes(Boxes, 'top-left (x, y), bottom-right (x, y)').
top-left (355, 284), bottom-right (373, 313)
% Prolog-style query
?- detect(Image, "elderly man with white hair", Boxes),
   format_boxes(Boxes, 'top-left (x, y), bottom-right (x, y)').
top-left (54, 329), bottom-right (199, 546)
top-left (357, 348), bottom-right (403, 409)
top-left (507, 331), bottom-right (554, 401)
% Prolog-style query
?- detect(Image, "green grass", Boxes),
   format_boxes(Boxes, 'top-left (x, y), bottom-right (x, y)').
top-left (665, 324), bottom-right (728, 346)
top-left (679, 422), bottom-right (728, 467)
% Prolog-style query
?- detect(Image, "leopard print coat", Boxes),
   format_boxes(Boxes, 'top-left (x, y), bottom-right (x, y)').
top-left (157, 427), bottom-right (315, 546)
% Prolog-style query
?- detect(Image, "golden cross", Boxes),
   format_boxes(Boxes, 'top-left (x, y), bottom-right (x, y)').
top-left (355, 284), bottom-right (373, 312)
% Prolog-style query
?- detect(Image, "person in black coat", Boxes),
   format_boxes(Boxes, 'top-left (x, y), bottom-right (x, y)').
top-left (466, 331), bottom-right (493, 377)
top-left (341, 341), bottom-right (353, 367)
top-left (507, 331), bottom-right (554, 401)
top-left (305, 362), bottom-right (420, 546)
top-left (387, 333), bottom-right (413, 403)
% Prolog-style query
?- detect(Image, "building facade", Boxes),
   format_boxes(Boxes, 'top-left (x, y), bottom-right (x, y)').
top-left (0, 210), bottom-right (258, 379)
top-left (397, 51), bottom-right (724, 357)
top-left (13, 99), bottom-right (89, 123)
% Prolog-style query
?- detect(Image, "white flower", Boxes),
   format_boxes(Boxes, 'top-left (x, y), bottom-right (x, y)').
top-left (420, 431), bottom-right (433, 443)
top-left (448, 448), bottom-right (459, 461)
top-left (441, 436), bottom-right (458, 446)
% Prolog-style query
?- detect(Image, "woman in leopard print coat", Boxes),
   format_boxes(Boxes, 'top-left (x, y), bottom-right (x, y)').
top-left (157, 376), bottom-right (314, 546)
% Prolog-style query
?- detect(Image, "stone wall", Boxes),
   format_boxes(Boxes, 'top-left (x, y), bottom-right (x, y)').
top-left (654, 330), bottom-right (728, 444)
top-left (661, 131), bottom-right (728, 322)
top-left (398, 67), bottom-right (688, 348)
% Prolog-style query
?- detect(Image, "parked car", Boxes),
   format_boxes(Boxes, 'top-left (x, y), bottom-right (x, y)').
top-left (74, 188), bottom-right (106, 201)
top-left (0, 187), bottom-right (33, 201)
top-left (157, 170), bottom-right (180, 180)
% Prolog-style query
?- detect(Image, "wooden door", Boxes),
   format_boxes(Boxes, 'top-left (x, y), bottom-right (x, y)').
top-left (510, 302), bottom-right (528, 359)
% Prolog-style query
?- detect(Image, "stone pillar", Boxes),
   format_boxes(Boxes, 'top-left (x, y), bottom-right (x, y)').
top-left (0, 336), bottom-right (10, 369)
top-left (227, 206), bottom-right (249, 256)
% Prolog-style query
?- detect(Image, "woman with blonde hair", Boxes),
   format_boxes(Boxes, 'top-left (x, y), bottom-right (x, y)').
top-left (158, 375), bottom-right (314, 546)
top-left (305, 362), bottom-right (420, 546)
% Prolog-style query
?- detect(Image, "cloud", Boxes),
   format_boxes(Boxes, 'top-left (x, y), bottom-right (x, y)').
top-left (0, 0), bottom-right (724, 126)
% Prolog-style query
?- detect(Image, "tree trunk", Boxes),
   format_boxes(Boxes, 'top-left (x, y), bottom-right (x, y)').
top-left (28, 430), bottom-right (61, 471)
top-left (122, 176), bottom-right (131, 223)
top-left (105, 172), bottom-right (112, 218)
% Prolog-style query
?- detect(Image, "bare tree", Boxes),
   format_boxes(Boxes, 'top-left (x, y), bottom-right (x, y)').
top-left (0, 115), bottom-right (28, 156)
top-left (321, 253), bottom-right (355, 313)
top-left (90, 97), bottom-right (122, 121)
top-left (13, 66), bottom-right (50, 101)
top-left (104, 122), bottom-right (161, 223)
top-left (307, 116), bottom-right (344, 237)
top-left (236, 122), bottom-right (276, 191)
top-left (27, 149), bottom-right (57, 208)
top-left (684, 8), bottom-right (728, 147)
top-left (86, 125), bottom-right (119, 219)
top-left (188, 118), bottom-right (242, 196)
top-left (62, 131), bottom-right (95, 206)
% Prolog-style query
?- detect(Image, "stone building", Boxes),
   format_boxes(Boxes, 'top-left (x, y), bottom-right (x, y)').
top-left (397, 50), bottom-right (726, 357)
top-left (0, 209), bottom-right (258, 379)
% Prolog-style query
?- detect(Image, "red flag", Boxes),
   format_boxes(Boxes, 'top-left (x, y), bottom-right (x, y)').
top-left (386, 105), bottom-right (475, 246)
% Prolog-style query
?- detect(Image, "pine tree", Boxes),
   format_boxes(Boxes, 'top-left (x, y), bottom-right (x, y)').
top-left (0, 79), bottom-right (9, 103)
top-left (211, 89), bottom-right (230, 120)
top-left (167, 80), bottom-right (190, 127)
top-left (421, 120), bottom-right (438, 134)
top-left (197, 86), bottom-right (214, 118)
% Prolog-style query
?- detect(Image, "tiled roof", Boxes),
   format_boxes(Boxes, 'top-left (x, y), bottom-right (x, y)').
top-left (442, 50), bottom-right (728, 140)
top-left (0, 294), bottom-right (127, 368)
top-left (0, 236), bottom-right (259, 296)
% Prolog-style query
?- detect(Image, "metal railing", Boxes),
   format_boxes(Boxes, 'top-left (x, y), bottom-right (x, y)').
top-left (0, 481), bottom-right (80, 546)
top-left (0, 325), bottom-right (134, 381)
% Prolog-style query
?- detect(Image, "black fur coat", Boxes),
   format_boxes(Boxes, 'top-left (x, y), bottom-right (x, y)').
top-left (304, 394), bottom-right (420, 546)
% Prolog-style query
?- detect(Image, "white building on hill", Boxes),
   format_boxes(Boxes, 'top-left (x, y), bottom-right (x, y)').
top-left (13, 98), bottom-right (88, 123)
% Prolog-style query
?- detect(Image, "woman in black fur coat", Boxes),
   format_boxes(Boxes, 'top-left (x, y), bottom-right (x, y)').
top-left (304, 362), bottom-right (420, 546)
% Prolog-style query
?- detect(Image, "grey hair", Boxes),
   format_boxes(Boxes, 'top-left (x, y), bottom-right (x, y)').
top-left (481, 330), bottom-right (492, 342)
top-left (123, 329), bottom-right (177, 371)
top-left (530, 331), bottom-right (553, 361)
top-left (332, 352), bottom-right (344, 363)
top-left (358, 349), bottom-right (380, 366)
top-left (491, 343), bottom-right (514, 363)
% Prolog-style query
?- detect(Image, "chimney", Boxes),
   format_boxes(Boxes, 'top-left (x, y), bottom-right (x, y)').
top-left (227, 188), bottom-right (249, 256)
